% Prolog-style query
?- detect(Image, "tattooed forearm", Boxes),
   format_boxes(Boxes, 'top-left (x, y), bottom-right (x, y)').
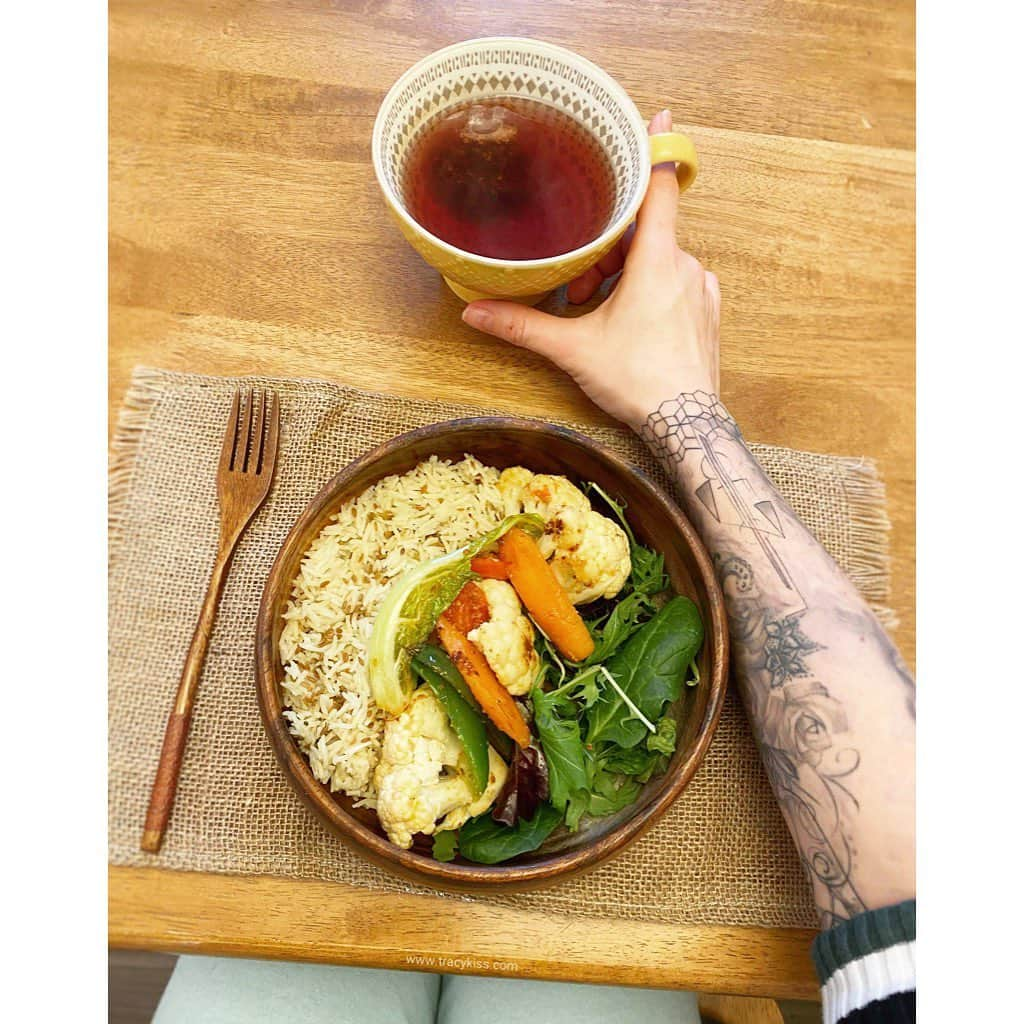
top-left (717, 553), bottom-right (866, 926)
top-left (641, 392), bottom-right (916, 927)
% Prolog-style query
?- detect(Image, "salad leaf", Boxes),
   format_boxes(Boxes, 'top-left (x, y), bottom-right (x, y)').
top-left (598, 745), bottom-right (668, 786)
top-left (599, 745), bottom-right (659, 776)
top-left (582, 590), bottom-right (655, 665)
top-left (540, 663), bottom-right (603, 710)
top-left (457, 803), bottom-right (562, 864)
top-left (586, 596), bottom-right (704, 749)
top-left (587, 768), bottom-right (642, 817)
top-left (367, 514), bottom-right (543, 713)
top-left (432, 830), bottom-right (458, 862)
top-left (531, 686), bottom-right (592, 820)
top-left (571, 669), bottom-right (603, 710)
top-left (637, 756), bottom-right (669, 784)
top-left (492, 744), bottom-right (549, 826)
top-left (565, 789), bottom-right (590, 831)
top-left (647, 715), bottom-right (677, 756)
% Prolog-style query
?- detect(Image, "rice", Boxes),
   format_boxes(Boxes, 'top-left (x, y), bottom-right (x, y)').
top-left (278, 455), bottom-right (504, 807)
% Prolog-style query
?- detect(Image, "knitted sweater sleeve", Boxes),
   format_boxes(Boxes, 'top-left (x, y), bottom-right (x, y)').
top-left (812, 900), bottom-right (916, 1022)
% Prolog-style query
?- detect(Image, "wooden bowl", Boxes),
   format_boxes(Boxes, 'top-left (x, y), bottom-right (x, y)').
top-left (256, 418), bottom-right (728, 891)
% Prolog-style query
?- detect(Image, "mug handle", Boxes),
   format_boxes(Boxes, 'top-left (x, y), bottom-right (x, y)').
top-left (648, 132), bottom-right (699, 191)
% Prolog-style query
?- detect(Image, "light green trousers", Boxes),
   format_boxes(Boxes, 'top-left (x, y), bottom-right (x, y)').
top-left (153, 956), bottom-right (701, 1023)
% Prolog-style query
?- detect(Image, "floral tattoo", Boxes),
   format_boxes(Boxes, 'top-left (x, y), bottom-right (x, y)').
top-left (719, 553), bottom-right (865, 926)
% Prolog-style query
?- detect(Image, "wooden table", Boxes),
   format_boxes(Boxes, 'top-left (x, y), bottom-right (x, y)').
top-left (109, 0), bottom-right (915, 1005)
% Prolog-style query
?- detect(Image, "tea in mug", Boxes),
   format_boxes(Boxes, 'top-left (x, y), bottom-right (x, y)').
top-left (402, 98), bottom-right (616, 260)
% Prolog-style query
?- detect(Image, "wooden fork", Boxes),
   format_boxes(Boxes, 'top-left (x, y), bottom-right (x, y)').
top-left (141, 388), bottom-right (281, 853)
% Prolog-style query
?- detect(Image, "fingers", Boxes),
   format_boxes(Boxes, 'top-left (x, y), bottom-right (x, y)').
top-left (597, 243), bottom-right (626, 278)
top-left (462, 300), bottom-right (577, 362)
top-left (566, 225), bottom-right (637, 304)
top-left (634, 109), bottom-right (680, 253)
top-left (704, 270), bottom-right (721, 323)
top-left (704, 270), bottom-right (722, 392)
top-left (566, 266), bottom-right (604, 304)
top-left (569, 108), bottom-right (681, 303)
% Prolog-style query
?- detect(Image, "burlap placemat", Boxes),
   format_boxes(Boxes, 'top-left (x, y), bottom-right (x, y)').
top-left (109, 367), bottom-right (894, 929)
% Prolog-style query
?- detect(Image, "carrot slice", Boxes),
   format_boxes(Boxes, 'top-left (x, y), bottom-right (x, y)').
top-left (470, 553), bottom-right (510, 580)
top-left (499, 527), bottom-right (595, 662)
top-left (436, 614), bottom-right (530, 747)
top-left (445, 581), bottom-right (491, 634)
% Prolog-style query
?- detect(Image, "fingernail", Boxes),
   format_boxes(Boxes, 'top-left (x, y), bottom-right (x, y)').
top-left (650, 108), bottom-right (672, 133)
top-left (462, 304), bottom-right (492, 329)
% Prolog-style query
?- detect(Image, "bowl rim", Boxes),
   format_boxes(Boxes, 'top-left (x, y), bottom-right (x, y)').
top-left (255, 416), bottom-right (729, 889)
top-left (370, 36), bottom-right (652, 270)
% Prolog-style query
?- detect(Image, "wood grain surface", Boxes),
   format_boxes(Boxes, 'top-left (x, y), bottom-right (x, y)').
top-left (109, 0), bottom-right (914, 1000)
top-left (109, 866), bottom-right (820, 1000)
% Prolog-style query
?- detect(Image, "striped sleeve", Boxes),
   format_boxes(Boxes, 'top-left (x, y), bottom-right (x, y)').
top-left (812, 900), bottom-right (916, 1023)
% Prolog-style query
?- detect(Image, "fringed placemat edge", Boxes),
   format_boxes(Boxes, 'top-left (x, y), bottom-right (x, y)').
top-left (109, 367), bottom-right (168, 559)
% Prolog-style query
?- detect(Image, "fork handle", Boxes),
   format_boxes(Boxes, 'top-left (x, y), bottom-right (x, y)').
top-left (141, 542), bottom-right (237, 853)
top-left (141, 710), bottom-right (193, 852)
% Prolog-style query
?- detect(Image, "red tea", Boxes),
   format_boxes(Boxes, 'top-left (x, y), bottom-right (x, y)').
top-left (402, 98), bottom-right (616, 260)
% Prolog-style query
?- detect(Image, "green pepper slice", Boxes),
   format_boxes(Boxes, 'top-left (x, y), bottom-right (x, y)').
top-left (412, 661), bottom-right (490, 797)
top-left (413, 645), bottom-right (481, 711)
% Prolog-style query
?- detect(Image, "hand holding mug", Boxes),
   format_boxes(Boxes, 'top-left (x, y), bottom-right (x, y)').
top-left (462, 110), bottom-right (720, 431)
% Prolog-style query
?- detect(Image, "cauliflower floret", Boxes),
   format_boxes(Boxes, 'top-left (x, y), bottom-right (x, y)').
top-left (437, 746), bottom-right (508, 833)
top-left (497, 466), bottom-right (536, 517)
top-left (549, 506), bottom-right (631, 605)
top-left (498, 468), bottom-right (591, 557)
top-left (468, 579), bottom-right (539, 696)
top-left (374, 689), bottom-right (507, 848)
top-left (498, 467), bottom-right (632, 605)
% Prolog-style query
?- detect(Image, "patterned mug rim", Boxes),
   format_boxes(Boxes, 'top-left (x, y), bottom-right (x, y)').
top-left (371, 36), bottom-right (652, 269)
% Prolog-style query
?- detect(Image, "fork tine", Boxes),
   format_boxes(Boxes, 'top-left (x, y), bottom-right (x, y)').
top-left (236, 389), bottom-right (254, 471)
top-left (218, 390), bottom-right (241, 475)
top-left (259, 392), bottom-right (280, 477)
top-left (249, 390), bottom-right (268, 473)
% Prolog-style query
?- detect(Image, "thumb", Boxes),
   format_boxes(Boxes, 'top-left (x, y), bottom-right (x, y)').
top-left (462, 300), bottom-right (577, 363)
top-left (633, 108), bottom-right (681, 254)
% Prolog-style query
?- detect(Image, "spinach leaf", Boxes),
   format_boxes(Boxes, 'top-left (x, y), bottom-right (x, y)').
top-left (636, 755), bottom-right (669, 784)
top-left (531, 686), bottom-right (592, 818)
top-left (585, 596), bottom-right (704, 749)
top-left (587, 768), bottom-right (642, 817)
top-left (597, 740), bottom-right (668, 785)
top-left (600, 745), bottom-right (659, 776)
top-left (457, 803), bottom-right (562, 864)
top-left (432, 830), bottom-right (458, 862)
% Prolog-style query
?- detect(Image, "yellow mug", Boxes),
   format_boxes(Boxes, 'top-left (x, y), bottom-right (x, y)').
top-left (372, 37), bottom-right (698, 305)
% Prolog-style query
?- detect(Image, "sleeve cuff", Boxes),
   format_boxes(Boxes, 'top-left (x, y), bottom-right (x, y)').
top-left (812, 900), bottom-right (916, 1024)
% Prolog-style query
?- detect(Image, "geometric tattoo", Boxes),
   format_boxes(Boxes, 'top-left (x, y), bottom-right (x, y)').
top-left (641, 391), bottom-right (795, 591)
